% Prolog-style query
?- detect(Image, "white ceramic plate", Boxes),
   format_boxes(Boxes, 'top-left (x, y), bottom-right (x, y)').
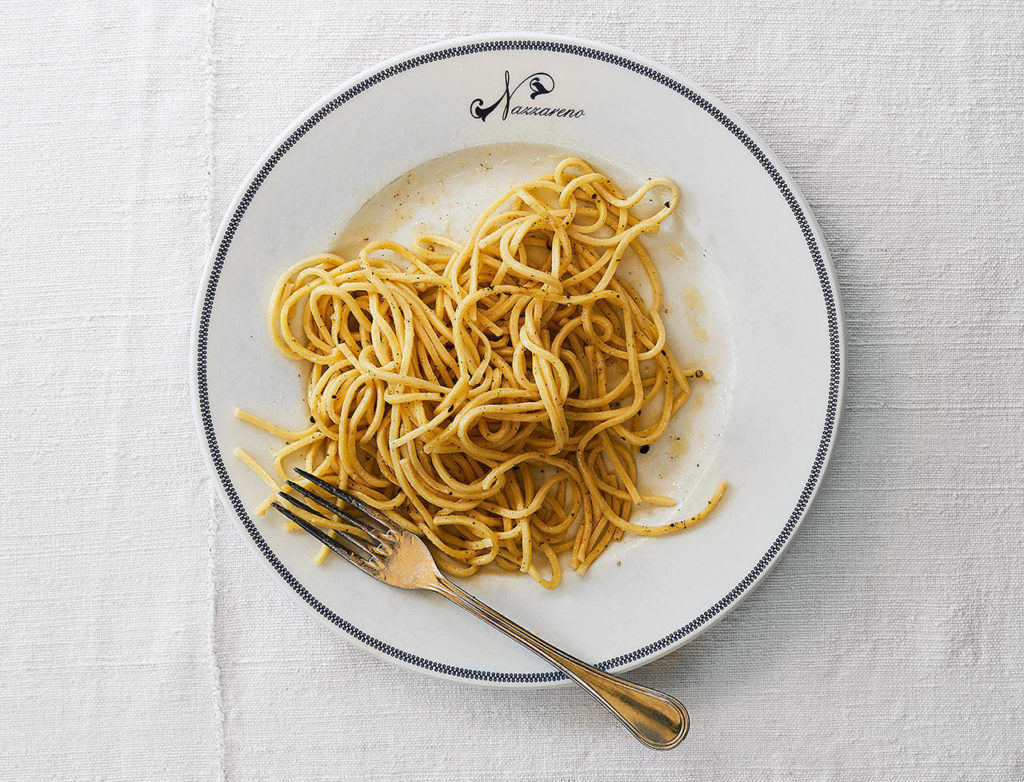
top-left (191, 34), bottom-right (843, 687)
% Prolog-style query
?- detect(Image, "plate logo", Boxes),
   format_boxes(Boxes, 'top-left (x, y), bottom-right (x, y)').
top-left (470, 70), bottom-right (584, 121)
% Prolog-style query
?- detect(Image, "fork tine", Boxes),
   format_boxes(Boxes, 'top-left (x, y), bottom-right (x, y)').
top-left (276, 492), bottom-right (327, 520)
top-left (283, 480), bottom-right (378, 536)
top-left (293, 468), bottom-right (396, 533)
top-left (271, 502), bottom-right (380, 576)
top-left (280, 485), bottom-right (383, 558)
top-left (277, 486), bottom-right (365, 538)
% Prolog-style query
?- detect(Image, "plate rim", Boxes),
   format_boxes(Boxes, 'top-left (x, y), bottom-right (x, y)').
top-left (189, 32), bottom-right (846, 688)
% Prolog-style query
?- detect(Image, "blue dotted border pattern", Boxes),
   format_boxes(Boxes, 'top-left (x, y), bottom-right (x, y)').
top-left (197, 40), bottom-right (841, 684)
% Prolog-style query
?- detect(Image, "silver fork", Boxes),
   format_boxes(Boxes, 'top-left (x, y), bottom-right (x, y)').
top-left (273, 468), bottom-right (690, 750)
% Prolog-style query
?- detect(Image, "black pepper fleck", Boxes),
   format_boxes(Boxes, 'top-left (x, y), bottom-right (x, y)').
top-left (639, 445), bottom-right (650, 454)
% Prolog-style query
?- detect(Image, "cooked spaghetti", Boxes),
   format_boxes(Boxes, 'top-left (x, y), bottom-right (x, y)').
top-left (236, 157), bottom-right (725, 589)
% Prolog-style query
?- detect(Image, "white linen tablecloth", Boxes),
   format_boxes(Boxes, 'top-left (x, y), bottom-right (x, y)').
top-left (1, 1), bottom-right (1021, 779)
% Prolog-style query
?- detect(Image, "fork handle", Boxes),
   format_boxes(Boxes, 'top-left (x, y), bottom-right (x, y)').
top-left (430, 577), bottom-right (689, 750)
